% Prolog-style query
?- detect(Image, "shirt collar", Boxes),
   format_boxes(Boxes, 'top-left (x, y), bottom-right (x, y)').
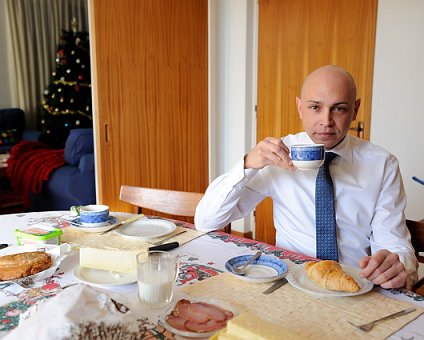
top-left (327, 134), bottom-right (353, 163)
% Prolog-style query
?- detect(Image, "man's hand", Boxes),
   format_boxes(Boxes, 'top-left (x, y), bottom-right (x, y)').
top-left (244, 137), bottom-right (295, 170)
top-left (359, 249), bottom-right (408, 289)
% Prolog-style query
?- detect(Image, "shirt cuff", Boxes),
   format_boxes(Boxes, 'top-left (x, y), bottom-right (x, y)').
top-left (397, 252), bottom-right (419, 290)
top-left (228, 158), bottom-right (258, 189)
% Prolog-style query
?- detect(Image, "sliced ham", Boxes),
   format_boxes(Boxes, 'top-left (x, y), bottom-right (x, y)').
top-left (167, 299), bottom-right (234, 334)
top-left (185, 319), bottom-right (227, 333)
top-left (188, 302), bottom-right (227, 321)
top-left (166, 315), bottom-right (189, 331)
top-left (175, 299), bottom-right (209, 323)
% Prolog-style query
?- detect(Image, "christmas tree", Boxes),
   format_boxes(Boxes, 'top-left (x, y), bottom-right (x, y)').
top-left (40, 18), bottom-right (92, 148)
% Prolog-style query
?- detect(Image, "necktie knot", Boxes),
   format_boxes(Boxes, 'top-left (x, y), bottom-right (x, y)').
top-left (323, 152), bottom-right (338, 167)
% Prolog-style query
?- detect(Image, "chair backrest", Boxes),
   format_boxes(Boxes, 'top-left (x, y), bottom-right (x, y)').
top-left (119, 185), bottom-right (204, 217)
top-left (406, 219), bottom-right (424, 263)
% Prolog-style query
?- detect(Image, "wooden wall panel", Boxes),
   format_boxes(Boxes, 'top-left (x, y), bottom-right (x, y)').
top-left (255, 0), bottom-right (377, 244)
top-left (90, 0), bottom-right (208, 216)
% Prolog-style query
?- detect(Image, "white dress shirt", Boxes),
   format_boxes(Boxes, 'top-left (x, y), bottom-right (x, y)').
top-left (195, 132), bottom-right (418, 279)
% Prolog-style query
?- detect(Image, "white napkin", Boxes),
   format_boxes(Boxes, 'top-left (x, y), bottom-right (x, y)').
top-left (5, 284), bottom-right (136, 340)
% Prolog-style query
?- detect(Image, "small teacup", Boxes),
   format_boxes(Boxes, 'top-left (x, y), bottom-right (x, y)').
top-left (79, 204), bottom-right (110, 227)
top-left (290, 144), bottom-right (325, 170)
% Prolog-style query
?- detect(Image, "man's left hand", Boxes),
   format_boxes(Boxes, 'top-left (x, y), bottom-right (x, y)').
top-left (359, 249), bottom-right (408, 289)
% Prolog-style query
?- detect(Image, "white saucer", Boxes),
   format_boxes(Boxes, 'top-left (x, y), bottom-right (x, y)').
top-left (69, 216), bottom-right (118, 233)
top-left (73, 266), bottom-right (137, 286)
top-left (114, 219), bottom-right (176, 239)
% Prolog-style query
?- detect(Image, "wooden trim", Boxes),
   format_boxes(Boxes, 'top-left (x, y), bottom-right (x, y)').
top-left (230, 230), bottom-right (253, 240)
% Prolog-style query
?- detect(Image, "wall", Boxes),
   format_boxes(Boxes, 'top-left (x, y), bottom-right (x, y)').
top-left (0, 0), bottom-right (12, 107)
top-left (370, 0), bottom-right (424, 220)
top-left (1, 0), bottom-right (423, 221)
top-left (209, 0), bottom-right (257, 233)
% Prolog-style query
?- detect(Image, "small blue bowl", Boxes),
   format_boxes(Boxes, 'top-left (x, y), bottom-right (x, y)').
top-left (225, 254), bottom-right (288, 283)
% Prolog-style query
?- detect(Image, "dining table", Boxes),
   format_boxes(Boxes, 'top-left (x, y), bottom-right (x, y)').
top-left (0, 210), bottom-right (423, 339)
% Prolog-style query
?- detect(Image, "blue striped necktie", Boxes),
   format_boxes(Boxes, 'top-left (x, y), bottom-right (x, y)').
top-left (315, 152), bottom-right (338, 261)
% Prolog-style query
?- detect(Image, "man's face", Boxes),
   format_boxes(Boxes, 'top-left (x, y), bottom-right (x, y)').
top-left (296, 70), bottom-right (360, 149)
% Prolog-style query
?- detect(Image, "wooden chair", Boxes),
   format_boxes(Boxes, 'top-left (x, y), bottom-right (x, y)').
top-left (119, 185), bottom-right (203, 218)
top-left (406, 219), bottom-right (424, 295)
top-left (119, 185), bottom-right (232, 233)
top-left (406, 219), bottom-right (424, 263)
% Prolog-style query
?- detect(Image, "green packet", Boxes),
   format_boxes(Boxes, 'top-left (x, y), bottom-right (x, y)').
top-left (15, 225), bottom-right (63, 245)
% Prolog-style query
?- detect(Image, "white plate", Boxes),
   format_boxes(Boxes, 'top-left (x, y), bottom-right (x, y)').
top-left (225, 254), bottom-right (288, 283)
top-left (69, 216), bottom-right (118, 233)
top-left (160, 297), bottom-right (238, 338)
top-left (114, 219), bottom-right (176, 239)
top-left (0, 244), bottom-right (72, 284)
top-left (286, 263), bottom-right (374, 297)
top-left (73, 266), bottom-right (137, 286)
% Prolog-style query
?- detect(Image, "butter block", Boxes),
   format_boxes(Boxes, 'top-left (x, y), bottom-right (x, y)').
top-left (79, 247), bottom-right (140, 273)
top-left (215, 313), bottom-right (304, 340)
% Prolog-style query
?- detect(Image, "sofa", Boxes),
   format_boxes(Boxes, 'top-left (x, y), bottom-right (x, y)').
top-left (29, 128), bottom-right (96, 211)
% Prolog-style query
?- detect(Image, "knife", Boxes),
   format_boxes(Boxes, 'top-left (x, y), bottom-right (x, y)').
top-left (262, 277), bottom-right (288, 295)
top-left (99, 214), bottom-right (145, 235)
top-left (148, 242), bottom-right (179, 252)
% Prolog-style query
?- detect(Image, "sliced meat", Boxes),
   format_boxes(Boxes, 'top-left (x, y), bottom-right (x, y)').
top-left (224, 310), bottom-right (234, 320)
top-left (167, 299), bottom-right (235, 334)
top-left (166, 316), bottom-right (189, 331)
top-left (185, 319), bottom-right (227, 333)
top-left (188, 302), bottom-right (227, 322)
top-left (175, 299), bottom-right (209, 323)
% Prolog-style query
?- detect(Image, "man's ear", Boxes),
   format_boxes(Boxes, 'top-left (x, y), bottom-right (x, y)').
top-left (352, 98), bottom-right (361, 121)
top-left (296, 97), bottom-right (303, 119)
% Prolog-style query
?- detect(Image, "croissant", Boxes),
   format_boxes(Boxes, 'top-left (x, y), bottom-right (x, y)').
top-left (304, 260), bottom-right (360, 293)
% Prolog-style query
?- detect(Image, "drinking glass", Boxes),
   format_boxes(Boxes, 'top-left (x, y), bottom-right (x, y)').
top-left (136, 250), bottom-right (179, 308)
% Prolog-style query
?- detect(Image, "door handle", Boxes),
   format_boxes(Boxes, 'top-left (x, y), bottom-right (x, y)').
top-left (349, 121), bottom-right (364, 139)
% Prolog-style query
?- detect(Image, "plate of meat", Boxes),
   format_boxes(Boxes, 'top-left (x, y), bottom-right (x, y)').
top-left (160, 297), bottom-right (238, 338)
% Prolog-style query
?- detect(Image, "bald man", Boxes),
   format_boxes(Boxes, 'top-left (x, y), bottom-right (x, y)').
top-left (195, 65), bottom-right (418, 289)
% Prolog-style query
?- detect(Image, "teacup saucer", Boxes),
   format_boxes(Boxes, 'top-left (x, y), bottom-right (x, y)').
top-left (69, 216), bottom-right (118, 233)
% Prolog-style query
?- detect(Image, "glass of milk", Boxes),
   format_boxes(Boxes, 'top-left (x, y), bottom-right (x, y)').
top-left (136, 251), bottom-right (179, 308)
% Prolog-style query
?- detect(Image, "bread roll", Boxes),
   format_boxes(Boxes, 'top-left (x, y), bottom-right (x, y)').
top-left (304, 260), bottom-right (360, 293)
top-left (0, 251), bottom-right (52, 281)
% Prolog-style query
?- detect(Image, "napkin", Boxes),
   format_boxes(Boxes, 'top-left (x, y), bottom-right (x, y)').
top-left (5, 284), bottom-right (136, 340)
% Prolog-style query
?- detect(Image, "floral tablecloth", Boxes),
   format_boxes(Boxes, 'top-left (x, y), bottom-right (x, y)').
top-left (0, 211), bottom-right (423, 339)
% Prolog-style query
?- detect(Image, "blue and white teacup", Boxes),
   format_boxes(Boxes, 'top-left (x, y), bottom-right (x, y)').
top-left (290, 144), bottom-right (325, 170)
top-left (79, 204), bottom-right (110, 227)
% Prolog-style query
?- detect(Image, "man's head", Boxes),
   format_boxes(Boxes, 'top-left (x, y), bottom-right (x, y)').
top-left (296, 65), bottom-right (361, 149)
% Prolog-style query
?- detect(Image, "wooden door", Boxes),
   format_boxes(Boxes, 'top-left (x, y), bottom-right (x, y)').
top-left (256, 0), bottom-right (377, 244)
top-left (89, 0), bottom-right (208, 217)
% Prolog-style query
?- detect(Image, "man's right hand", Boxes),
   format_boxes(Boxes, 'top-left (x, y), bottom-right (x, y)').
top-left (244, 137), bottom-right (295, 170)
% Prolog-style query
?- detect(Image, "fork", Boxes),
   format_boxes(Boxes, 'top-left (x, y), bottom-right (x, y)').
top-left (347, 307), bottom-right (416, 332)
top-left (234, 251), bottom-right (262, 275)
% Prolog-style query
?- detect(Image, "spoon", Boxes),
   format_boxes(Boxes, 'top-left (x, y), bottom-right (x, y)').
top-left (235, 251), bottom-right (262, 275)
